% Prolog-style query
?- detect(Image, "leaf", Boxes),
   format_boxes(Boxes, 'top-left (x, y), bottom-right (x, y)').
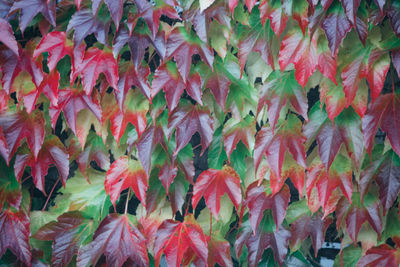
top-left (245, 181), bottom-right (290, 232)
top-left (102, 0), bottom-right (123, 29)
top-left (207, 236), bottom-right (233, 267)
top-left (154, 214), bottom-right (208, 267)
top-left (117, 62), bottom-right (151, 102)
top-left (235, 215), bottom-right (291, 266)
top-left (367, 50), bottom-right (390, 102)
top-left (356, 244), bottom-right (400, 267)
top-left (254, 114), bottom-right (306, 187)
top-left (33, 31), bottom-right (73, 71)
top-left (342, 0), bottom-right (361, 26)
top-left (388, 2), bottom-right (400, 37)
top-left (0, 109), bottom-right (45, 164)
top-left (166, 27), bottom-right (213, 83)
top-left (259, 0), bottom-right (288, 38)
top-left (76, 47), bottom-right (118, 95)
top-left (0, 18), bottom-right (18, 56)
top-left (319, 79), bottom-right (346, 121)
top-left (205, 65), bottom-right (231, 112)
top-left (14, 135), bottom-right (69, 194)
top-left (168, 104), bottom-right (214, 156)
top-left (290, 212), bottom-right (332, 257)
top-left (362, 93), bottom-right (400, 157)
top-left (9, 0), bottom-right (56, 32)
top-left (105, 155), bottom-right (148, 207)
top-left (192, 166), bottom-right (242, 219)
top-left (222, 115), bottom-right (255, 160)
top-left (317, 34), bottom-right (338, 84)
top-left (321, 2), bottom-right (352, 55)
top-left (77, 213), bottom-right (149, 267)
top-left (257, 71), bottom-right (308, 131)
top-left (67, 9), bottom-right (110, 46)
top-left (0, 210), bottom-right (31, 266)
top-left (0, 157), bottom-right (21, 210)
top-left (279, 28), bottom-right (318, 87)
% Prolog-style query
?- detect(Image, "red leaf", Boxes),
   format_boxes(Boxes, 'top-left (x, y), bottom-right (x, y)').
top-left (77, 214), bottom-right (149, 267)
top-left (356, 244), bottom-right (400, 267)
top-left (166, 27), bottom-right (213, 83)
top-left (0, 210), bottom-right (31, 266)
top-left (159, 162), bottom-right (178, 194)
top-left (362, 93), bottom-right (400, 157)
top-left (0, 110), bottom-right (45, 164)
top-left (154, 215), bottom-right (208, 267)
top-left (245, 181), bottom-right (290, 232)
top-left (0, 18), bottom-right (18, 56)
top-left (205, 68), bottom-right (231, 112)
top-left (9, 0), bottom-right (56, 32)
top-left (259, 0), bottom-right (288, 38)
top-left (105, 156), bottom-right (148, 206)
top-left (367, 50), bottom-right (390, 102)
top-left (245, 0), bottom-right (257, 14)
top-left (117, 62), bottom-right (151, 102)
top-left (321, 2), bottom-right (352, 56)
top-left (290, 213), bottom-right (332, 257)
top-left (192, 166), bottom-right (242, 219)
top-left (342, 0), bottom-right (361, 26)
top-left (103, 0), bottom-right (123, 29)
top-left (207, 236), bottom-right (233, 267)
top-left (317, 38), bottom-right (338, 85)
top-left (14, 136), bottom-right (69, 193)
top-left (223, 116), bottom-right (255, 160)
top-left (168, 104), bottom-right (214, 156)
top-left (33, 31), bottom-right (73, 71)
top-left (389, 2), bottom-right (400, 37)
top-left (392, 49), bottom-right (400, 78)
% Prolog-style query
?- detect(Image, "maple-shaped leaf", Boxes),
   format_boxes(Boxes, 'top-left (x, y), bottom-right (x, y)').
top-left (279, 28), bottom-right (318, 87)
top-left (105, 156), bottom-right (148, 206)
top-left (9, 0), bottom-right (56, 32)
top-left (238, 7), bottom-right (275, 76)
top-left (166, 27), bottom-right (213, 83)
top-left (0, 109), bottom-right (44, 164)
top-left (67, 9), bottom-right (110, 46)
top-left (245, 181), bottom-right (290, 233)
top-left (362, 93), bottom-right (400, 157)
top-left (94, 0), bottom-right (123, 29)
top-left (14, 135), bottom-right (69, 194)
top-left (168, 104), bottom-right (214, 156)
top-left (151, 62), bottom-right (203, 112)
top-left (0, 209), bottom-right (31, 266)
top-left (222, 115), bottom-right (255, 160)
top-left (336, 193), bottom-right (382, 242)
top-left (117, 62), bottom-right (151, 102)
top-left (33, 211), bottom-right (89, 267)
top-left (306, 154), bottom-right (353, 214)
top-left (33, 31), bottom-right (73, 71)
top-left (257, 71), bottom-right (308, 131)
top-left (357, 244), bottom-right (400, 267)
top-left (290, 212), bottom-right (332, 257)
top-left (0, 18), bottom-right (18, 56)
top-left (49, 87), bottom-right (102, 138)
top-left (74, 47), bottom-right (118, 95)
top-left (321, 2), bottom-right (352, 56)
top-left (192, 166), bottom-right (242, 219)
top-left (154, 214), bottom-right (208, 267)
top-left (205, 64), bottom-right (232, 112)
top-left (207, 236), bottom-right (233, 267)
top-left (133, 0), bottom-right (180, 40)
top-left (259, 0), bottom-right (288, 38)
top-left (254, 114), bottom-right (306, 186)
top-left (77, 213), bottom-right (149, 267)
top-left (367, 50), bottom-right (390, 102)
top-left (235, 215), bottom-right (291, 266)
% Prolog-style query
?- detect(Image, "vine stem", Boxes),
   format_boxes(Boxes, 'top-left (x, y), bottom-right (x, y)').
top-left (42, 179), bottom-right (59, 211)
top-left (209, 211), bottom-right (213, 237)
top-left (125, 188), bottom-right (131, 215)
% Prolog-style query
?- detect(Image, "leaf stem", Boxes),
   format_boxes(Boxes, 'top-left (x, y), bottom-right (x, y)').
top-left (209, 211), bottom-right (212, 236)
top-left (125, 188), bottom-right (130, 215)
top-left (42, 179), bottom-right (59, 211)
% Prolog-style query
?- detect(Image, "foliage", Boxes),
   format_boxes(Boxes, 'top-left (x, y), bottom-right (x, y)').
top-left (0, 0), bottom-right (400, 266)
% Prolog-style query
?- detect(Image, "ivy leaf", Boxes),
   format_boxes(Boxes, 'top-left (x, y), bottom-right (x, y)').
top-left (166, 27), bottom-right (213, 83)
top-left (259, 0), bottom-right (288, 38)
top-left (362, 93), bottom-right (400, 157)
top-left (205, 65), bottom-right (231, 112)
top-left (77, 214), bottom-right (149, 267)
top-left (67, 9), bottom-right (110, 46)
top-left (192, 166), bottom-right (242, 219)
top-left (0, 109), bottom-right (45, 164)
top-left (388, 2), bottom-right (400, 37)
top-left (235, 216), bottom-right (291, 266)
top-left (76, 47), bottom-right (118, 95)
top-left (14, 135), bottom-right (69, 194)
top-left (0, 209), bottom-right (31, 266)
top-left (367, 50), bottom-right (390, 102)
top-left (168, 104), bottom-right (214, 156)
top-left (290, 212), bottom-right (332, 257)
top-left (342, 0), bottom-right (361, 26)
top-left (9, 0), bottom-right (56, 32)
top-left (321, 2), bottom-right (352, 56)
top-left (245, 181), bottom-right (290, 233)
top-left (105, 155), bottom-right (148, 207)
top-left (33, 31), bottom-right (73, 71)
top-left (0, 157), bottom-right (21, 210)
top-left (207, 236), bottom-right (233, 267)
top-left (154, 214), bottom-right (208, 267)
top-left (357, 244), bottom-right (400, 267)
top-left (317, 34), bottom-right (338, 84)
top-left (257, 71), bottom-right (308, 131)
top-left (117, 62), bottom-right (151, 102)
top-left (222, 115), bottom-right (255, 160)
top-left (101, 0), bottom-right (123, 29)
top-left (0, 18), bottom-right (18, 56)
